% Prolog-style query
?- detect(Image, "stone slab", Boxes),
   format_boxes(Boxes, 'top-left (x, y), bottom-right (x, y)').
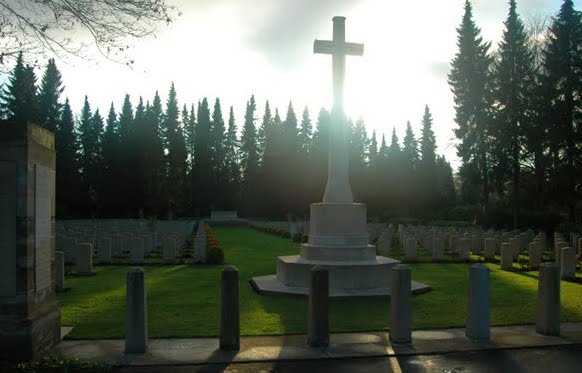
top-left (250, 274), bottom-right (431, 298)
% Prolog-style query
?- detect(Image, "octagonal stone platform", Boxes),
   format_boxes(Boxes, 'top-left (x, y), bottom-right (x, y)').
top-left (251, 255), bottom-right (431, 298)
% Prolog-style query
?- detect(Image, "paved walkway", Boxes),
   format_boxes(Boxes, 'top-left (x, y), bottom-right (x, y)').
top-left (52, 323), bottom-right (582, 371)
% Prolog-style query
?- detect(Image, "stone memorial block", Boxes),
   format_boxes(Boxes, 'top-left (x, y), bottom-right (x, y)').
top-left (377, 236), bottom-right (391, 256)
top-left (111, 234), bottom-right (123, 257)
top-left (432, 237), bottom-right (444, 261)
top-left (163, 237), bottom-right (177, 264)
top-left (500, 243), bottom-right (513, 270)
top-left (76, 243), bottom-right (93, 275)
top-left (457, 238), bottom-right (470, 261)
top-left (97, 237), bottom-right (112, 263)
top-left (125, 267), bottom-right (147, 353)
top-left (509, 237), bottom-right (520, 259)
top-left (0, 123), bottom-right (60, 361)
top-left (404, 237), bottom-right (417, 261)
top-left (555, 240), bottom-right (567, 263)
top-left (483, 238), bottom-right (496, 262)
top-left (141, 235), bottom-right (152, 255)
top-left (560, 247), bottom-right (576, 280)
top-left (528, 242), bottom-right (542, 270)
top-left (466, 264), bottom-right (490, 341)
top-left (536, 263), bottom-right (560, 336)
top-left (130, 237), bottom-right (145, 264)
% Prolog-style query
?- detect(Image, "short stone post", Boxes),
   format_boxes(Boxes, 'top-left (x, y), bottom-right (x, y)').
top-left (536, 263), bottom-right (560, 336)
top-left (308, 266), bottom-right (329, 347)
top-left (483, 238), bottom-right (496, 262)
top-left (125, 267), bottom-right (147, 353)
top-left (500, 243), bottom-right (513, 270)
top-left (465, 264), bottom-right (490, 341)
top-left (220, 266), bottom-right (240, 350)
top-left (390, 265), bottom-right (412, 344)
top-left (76, 243), bottom-right (93, 275)
top-left (55, 251), bottom-right (65, 292)
top-left (560, 247), bottom-right (576, 280)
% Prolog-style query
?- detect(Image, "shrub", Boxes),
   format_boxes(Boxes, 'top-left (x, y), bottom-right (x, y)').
top-left (206, 245), bottom-right (224, 264)
top-left (292, 232), bottom-right (303, 242)
top-left (302, 234), bottom-right (309, 243)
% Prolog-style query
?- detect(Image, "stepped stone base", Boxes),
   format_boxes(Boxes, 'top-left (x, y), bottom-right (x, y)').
top-left (251, 255), bottom-right (431, 298)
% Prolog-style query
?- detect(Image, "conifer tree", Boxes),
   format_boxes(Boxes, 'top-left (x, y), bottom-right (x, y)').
top-left (55, 98), bottom-right (81, 217)
top-left (3, 51), bottom-right (38, 125)
top-left (544, 0), bottom-right (582, 221)
top-left (185, 103), bottom-right (196, 169)
top-left (37, 58), bottom-right (64, 133)
top-left (118, 94), bottom-right (134, 144)
top-left (492, 0), bottom-right (535, 227)
top-left (223, 106), bottom-right (240, 209)
top-left (368, 130), bottom-right (378, 166)
top-left (193, 98), bottom-right (212, 215)
top-left (257, 100), bottom-right (271, 164)
top-left (420, 105), bottom-right (437, 169)
top-left (240, 94), bottom-right (258, 205)
top-left (210, 98), bottom-right (226, 201)
top-left (298, 106), bottom-right (312, 156)
top-left (449, 0), bottom-right (494, 212)
top-left (402, 121), bottom-right (419, 171)
top-left (101, 103), bottom-right (120, 216)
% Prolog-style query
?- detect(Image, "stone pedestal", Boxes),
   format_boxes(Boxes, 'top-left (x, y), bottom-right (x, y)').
top-left (252, 203), bottom-right (430, 297)
top-left (0, 123), bottom-right (60, 361)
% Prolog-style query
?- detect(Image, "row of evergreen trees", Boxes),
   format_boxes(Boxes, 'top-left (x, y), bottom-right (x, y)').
top-left (0, 52), bottom-right (455, 219)
top-left (449, 0), bottom-right (582, 227)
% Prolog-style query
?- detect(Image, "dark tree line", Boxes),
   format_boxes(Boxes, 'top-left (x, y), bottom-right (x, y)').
top-left (0, 51), bottom-right (455, 220)
top-left (450, 0), bottom-right (582, 228)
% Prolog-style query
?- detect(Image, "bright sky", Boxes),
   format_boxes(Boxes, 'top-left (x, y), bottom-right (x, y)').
top-left (41, 0), bottom-right (564, 169)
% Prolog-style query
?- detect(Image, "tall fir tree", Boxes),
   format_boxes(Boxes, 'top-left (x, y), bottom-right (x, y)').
top-left (223, 105), bottom-right (240, 210)
top-left (2, 52), bottom-right (38, 125)
top-left (240, 94), bottom-right (258, 210)
top-left (193, 98), bottom-right (212, 215)
top-left (210, 98), bottom-right (227, 207)
top-left (101, 103), bottom-right (120, 216)
top-left (492, 0), bottom-right (535, 227)
top-left (37, 58), bottom-right (64, 133)
top-left (298, 106), bottom-right (312, 156)
top-left (544, 0), bottom-right (582, 221)
top-left (449, 0), bottom-right (494, 214)
top-left (402, 121), bottom-right (419, 171)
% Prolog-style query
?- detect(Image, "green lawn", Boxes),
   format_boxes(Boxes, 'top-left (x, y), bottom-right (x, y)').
top-left (58, 226), bottom-right (582, 339)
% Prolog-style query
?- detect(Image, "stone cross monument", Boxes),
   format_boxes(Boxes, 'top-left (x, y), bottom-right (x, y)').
top-left (314, 16), bottom-right (363, 204)
top-left (251, 17), bottom-right (430, 297)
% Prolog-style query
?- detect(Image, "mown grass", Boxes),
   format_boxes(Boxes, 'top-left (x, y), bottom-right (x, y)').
top-left (58, 226), bottom-right (582, 339)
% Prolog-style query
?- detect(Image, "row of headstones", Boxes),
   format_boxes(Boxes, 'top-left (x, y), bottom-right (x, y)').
top-left (55, 223), bottom-right (210, 291)
top-left (251, 220), bottom-right (310, 237)
top-left (56, 232), bottom-right (184, 266)
top-left (120, 261), bottom-right (562, 354)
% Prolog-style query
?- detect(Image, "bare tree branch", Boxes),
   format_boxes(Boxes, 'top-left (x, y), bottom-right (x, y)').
top-left (0, 0), bottom-right (180, 67)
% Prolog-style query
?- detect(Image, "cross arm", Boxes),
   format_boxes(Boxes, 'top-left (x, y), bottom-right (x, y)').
top-left (313, 40), bottom-right (364, 56)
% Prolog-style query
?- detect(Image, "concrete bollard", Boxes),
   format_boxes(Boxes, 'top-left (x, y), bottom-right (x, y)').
top-left (536, 263), bottom-right (560, 336)
top-left (465, 264), bottom-right (490, 341)
top-left (308, 266), bottom-right (329, 347)
top-left (220, 266), bottom-right (240, 350)
top-left (500, 243), bottom-right (513, 270)
top-left (125, 267), bottom-right (147, 353)
top-left (560, 247), bottom-right (576, 280)
top-left (55, 251), bottom-right (65, 292)
top-left (76, 243), bottom-right (93, 275)
top-left (390, 264), bottom-right (412, 344)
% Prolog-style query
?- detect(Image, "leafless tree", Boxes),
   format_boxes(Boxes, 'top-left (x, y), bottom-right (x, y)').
top-left (0, 0), bottom-right (180, 66)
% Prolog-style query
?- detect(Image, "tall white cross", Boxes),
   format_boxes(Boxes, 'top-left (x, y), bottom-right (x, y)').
top-left (314, 16), bottom-right (364, 204)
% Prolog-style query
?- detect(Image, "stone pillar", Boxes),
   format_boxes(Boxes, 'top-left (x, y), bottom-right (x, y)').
top-left (560, 247), bottom-right (576, 280)
top-left (536, 263), bottom-right (560, 336)
top-left (483, 238), bottom-right (496, 262)
top-left (465, 264), bottom-right (490, 341)
top-left (389, 265), bottom-right (412, 344)
top-left (404, 238), bottom-right (417, 261)
top-left (500, 243), bottom-right (513, 270)
top-left (77, 243), bottom-right (93, 275)
top-left (308, 266), bottom-right (329, 347)
top-left (125, 267), bottom-right (147, 353)
top-left (55, 251), bottom-right (65, 292)
top-left (220, 266), bottom-right (240, 350)
top-left (0, 123), bottom-right (61, 361)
